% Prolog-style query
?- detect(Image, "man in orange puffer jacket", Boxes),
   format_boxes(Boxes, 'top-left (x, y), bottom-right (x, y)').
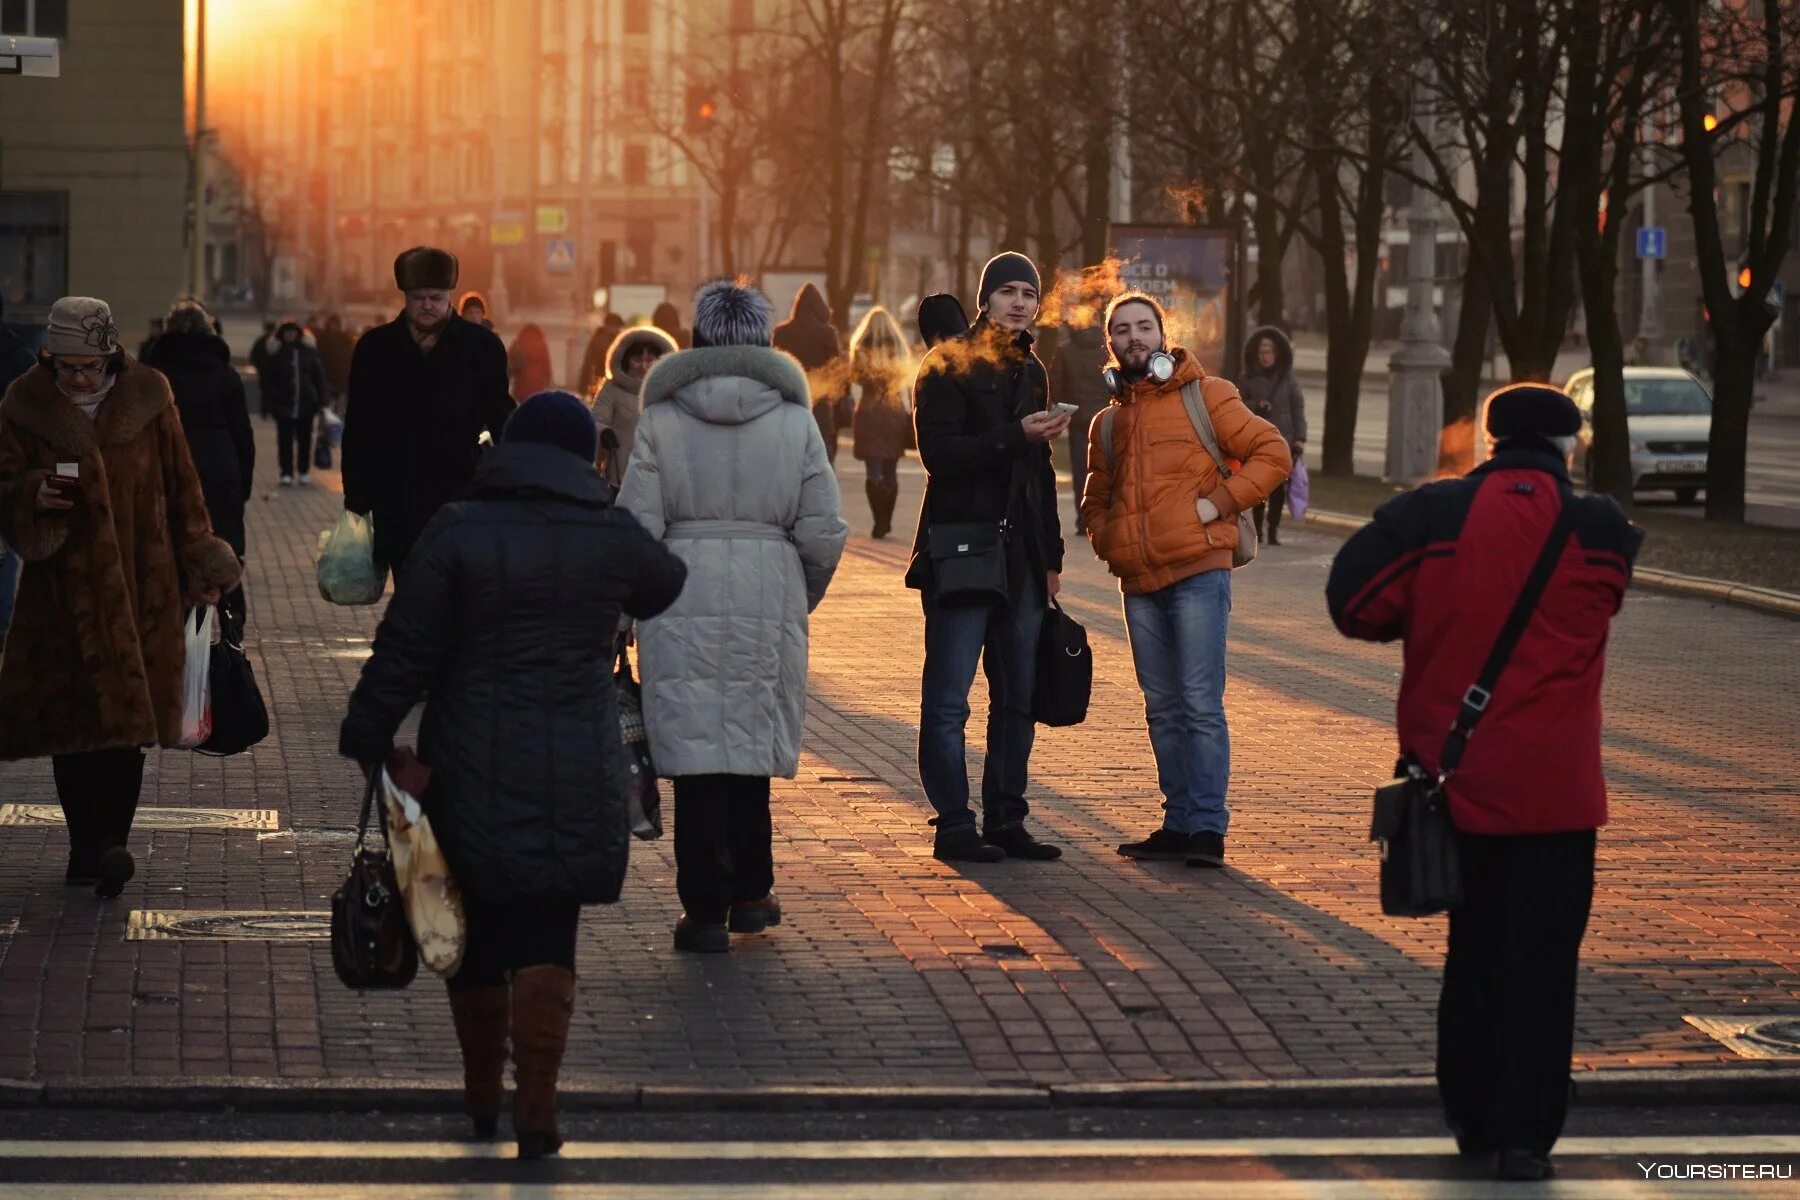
top-left (1081, 292), bottom-right (1290, 869)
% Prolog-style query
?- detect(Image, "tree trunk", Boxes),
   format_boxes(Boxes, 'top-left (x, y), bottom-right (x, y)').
top-left (1444, 254), bottom-right (1492, 427)
top-left (1576, 238), bottom-right (1632, 506)
top-left (1704, 325), bottom-right (1757, 523)
top-left (1250, 198), bottom-right (1288, 328)
top-left (1082, 117), bottom-right (1112, 268)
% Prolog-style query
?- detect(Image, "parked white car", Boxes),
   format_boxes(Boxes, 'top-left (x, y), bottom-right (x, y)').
top-left (1563, 367), bottom-right (1712, 504)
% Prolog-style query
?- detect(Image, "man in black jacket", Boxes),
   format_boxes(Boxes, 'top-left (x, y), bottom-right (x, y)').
top-left (341, 247), bottom-right (515, 575)
top-left (261, 320), bottom-right (330, 486)
top-left (908, 252), bottom-right (1070, 864)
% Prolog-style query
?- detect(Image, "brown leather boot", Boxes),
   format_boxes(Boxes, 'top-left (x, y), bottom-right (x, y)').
top-left (511, 965), bottom-right (576, 1159)
top-left (446, 985), bottom-right (510, 1139)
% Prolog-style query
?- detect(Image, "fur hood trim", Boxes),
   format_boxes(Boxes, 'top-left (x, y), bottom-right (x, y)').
top-left (607, 325), bottom-right (681, 384)
top-left (0, 359), bottom-right (173, 456)
top-left (640, 345), bottom-right (810, 410)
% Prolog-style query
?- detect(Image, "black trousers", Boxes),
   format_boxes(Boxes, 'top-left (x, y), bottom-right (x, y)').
top-left (53, 747), bottom-right (147, 871)
top-left (1254, 480), bottom-right (1290, 540)
top-left (274, 412), bottom-right (315, 477)
top-left (1437, 828), bottom-right (1596, 1155)
top-left (448, 900), bottom-right (581, 991)
top-left (672, 775), bottom-right (773, 925)
top-left (1067, 430), bottom-right (1088, 532)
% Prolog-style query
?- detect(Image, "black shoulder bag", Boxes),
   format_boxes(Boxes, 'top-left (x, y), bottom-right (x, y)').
top-left (195, 605), bottom-right (270, 757)
top-left (331, 771), bottom-right (419, 989)
top-left (926, 464), bottom-right (1024, 608)
top-left (1371, 497), bottom-right (1577, 917)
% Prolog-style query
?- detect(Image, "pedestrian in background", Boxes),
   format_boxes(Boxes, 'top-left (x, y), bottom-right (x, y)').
top-left (618, 278), bottom-right (847, 954)
top-left (848, 306), bottom-right (911, 539)
top-left (0, 293), bottom-right (35, 646)
top-left (589, 323), bottom-right (677, 491)
top-left (509, 322), bottom-right (554, 403)
top-left (0, 297), bottom-right (239, 897)
top-left (143, 299), bottom-right (254, 627)
top-left (578, 312), bottom-right (628, 397)
top-left (1049, 320), bottom-right (1112, 536)
top-left (260, 320), bottom-right (329, 486)
top-left (652, 301), bottom-right (688, 350)
top-left (915, 293), bottom-right (968, 350)
top-left (773, 283), bottom-right (845, 463)
top-left (908, 252), bottom-right (1067, 864)
top-left (341, 389), bottom-right (687, 1159)
top-left (1326, 384), bottom-right (1641, 1183)
top-left (249, 320), bottom-right (277, 420)
top-left (137, 318), bottom-right (163, 364)
top-left (458, 290), bottom-right (494, 330)
top-left (316, 314), bottom-right (356, 411)
top-left (341, 247), bottom-right (515, 576)
top-left (1239, 326), bottom-right (1307, 545)
top-left (1085, 293), bottom-right (1289, 870)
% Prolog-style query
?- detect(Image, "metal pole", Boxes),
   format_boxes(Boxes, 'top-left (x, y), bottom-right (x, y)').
top-left (191, 0), bottom-right (207, 300)
top-left (1638, 114), bottom-right (1663, 364)
top-left (1385, 63), bottom-right (1449, 483)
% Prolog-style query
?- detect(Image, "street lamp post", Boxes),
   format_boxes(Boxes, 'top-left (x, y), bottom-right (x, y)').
top-left (1638, 114), bottom-right (1663, 365)
top-left (1386, 73), bottom-right (1449, 483)
top-left (191, 0), bottom-right (207, 301)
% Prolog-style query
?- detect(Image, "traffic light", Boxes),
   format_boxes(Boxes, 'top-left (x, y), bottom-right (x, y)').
top-left (686, 85), bottom-right (718, 135)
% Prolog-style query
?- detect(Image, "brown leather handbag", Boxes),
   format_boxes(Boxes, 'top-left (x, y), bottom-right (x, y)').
top-left (331, 771), bottom-right (418, 990)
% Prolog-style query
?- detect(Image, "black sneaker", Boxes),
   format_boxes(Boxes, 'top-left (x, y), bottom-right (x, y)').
top-left (984, 825), bottom-right (1062, 861)
top-left (933, 823), bottom-right (1005, 863)
top-left (94, 846), bottom-right (135, 898)
top-left (1185, 833), bottom-right (1226, 868)
top-left (1117, 828), bottom-right (1195, 861)
top-left (1495, 1150), bottom-right (1554, 1181)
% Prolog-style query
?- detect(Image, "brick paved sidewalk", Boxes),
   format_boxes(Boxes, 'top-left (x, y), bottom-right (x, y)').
top-left (1, 426), bottom-right (1796, 1094)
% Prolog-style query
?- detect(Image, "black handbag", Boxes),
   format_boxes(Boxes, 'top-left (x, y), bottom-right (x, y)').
top-left (616, 644), bottom-right (663, 839)
top-left (1032, 601), bottom-right (1092, 727)
top-left (1370, 499), bottom-right (1578, 917)
top-left (195, 606), bottom-right (269, 757)
top-left (926, 464), bottom-right (1025, 608)
top-left (331, 772), bottom-right (419, 990)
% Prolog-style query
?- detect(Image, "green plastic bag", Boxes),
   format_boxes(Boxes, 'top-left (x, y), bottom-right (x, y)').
top-left (317, 510), bottom-right (387, 605)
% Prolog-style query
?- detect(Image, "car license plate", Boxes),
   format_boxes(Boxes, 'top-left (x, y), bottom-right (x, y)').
top-left (1656, 459), bottom-right (1706, 474)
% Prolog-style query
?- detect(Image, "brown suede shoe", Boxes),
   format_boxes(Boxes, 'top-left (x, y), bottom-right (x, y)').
top-left (446, 985), bottom-right (509, 1139)
top-left (510, 965), bottom-right (575, 1159)
top-left (728, 894), bottom-right (782, 934)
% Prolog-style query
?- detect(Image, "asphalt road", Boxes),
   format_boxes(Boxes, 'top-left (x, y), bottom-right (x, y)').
top-left (1, 1104), bottom-right (1796, 1198)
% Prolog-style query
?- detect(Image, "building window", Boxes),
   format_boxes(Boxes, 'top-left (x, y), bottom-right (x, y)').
top-left (623, 0), bottom-right (650, 36)
top-left (0, 0), bottom-right (69, 38)
top-left (0, 191), bottom-right (70, 319)
top-left (623, 66), bottom-right (649, 112)
top-left (624, 144), bottom-right (648, 186)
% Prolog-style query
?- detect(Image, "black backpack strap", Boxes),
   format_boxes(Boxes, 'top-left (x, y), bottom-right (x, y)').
top-left (1438, 492), bottom-right (1578, 779)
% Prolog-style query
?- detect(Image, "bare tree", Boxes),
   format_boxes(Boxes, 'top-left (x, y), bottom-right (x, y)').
top-left (1671, 0), bottom-right (1800, 522)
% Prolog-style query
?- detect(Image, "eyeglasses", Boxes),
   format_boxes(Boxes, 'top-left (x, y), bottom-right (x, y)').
top-left (54, 361), bottom-right (109, 380)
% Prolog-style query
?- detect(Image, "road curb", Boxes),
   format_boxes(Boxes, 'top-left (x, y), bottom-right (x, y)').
top-left (1303, 509), bottom-right (1800, 621)
top-left (3, 1067), bottom-right (1795, 1113)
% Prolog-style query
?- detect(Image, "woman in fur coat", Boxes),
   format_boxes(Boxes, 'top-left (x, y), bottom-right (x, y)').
top-left (0, 297), bottom-right (242, 898)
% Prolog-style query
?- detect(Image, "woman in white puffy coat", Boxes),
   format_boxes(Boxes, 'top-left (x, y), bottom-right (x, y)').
top-left (618, 279), bottom-right (847, 954)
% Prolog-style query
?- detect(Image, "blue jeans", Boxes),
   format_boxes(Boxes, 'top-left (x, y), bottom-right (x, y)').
top-left (918, 577), bottom-right (1046, 832)
top-left (0, 540), bottom-right (18, 641)
top-left (1123, 568), bottom-right (1232, 835)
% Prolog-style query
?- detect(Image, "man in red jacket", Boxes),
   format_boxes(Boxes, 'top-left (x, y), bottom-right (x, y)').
top-left (1326, 384), bottom-right (1642, 1183)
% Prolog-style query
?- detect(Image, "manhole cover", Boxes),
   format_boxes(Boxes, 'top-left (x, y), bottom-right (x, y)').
top-left (0, 805), bottom-right (279, 832)
top-left (1683, 1015), bottom-right (1800, 1059)
top-left (126, 910), bottom-right (329, 942)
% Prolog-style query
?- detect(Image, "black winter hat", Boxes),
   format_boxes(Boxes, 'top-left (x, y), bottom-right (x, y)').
top-left (1484, 383), bottom-right (1583, 441)
top-left (504, 389), bottom-right (599, 464)
top-left (977, 252), bottom-right (1041, 311)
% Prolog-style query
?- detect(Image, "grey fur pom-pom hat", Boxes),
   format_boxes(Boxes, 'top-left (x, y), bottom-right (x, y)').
top-left (691, 277), bottom-right (775, 348)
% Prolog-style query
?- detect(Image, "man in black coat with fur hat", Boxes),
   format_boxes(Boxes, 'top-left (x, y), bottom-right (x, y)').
top-left (341, 247), bottom-right (515, 574)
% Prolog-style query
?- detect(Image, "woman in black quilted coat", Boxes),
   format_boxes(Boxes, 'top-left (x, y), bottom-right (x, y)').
top-left (339, 390), bottom-right (686, 1159)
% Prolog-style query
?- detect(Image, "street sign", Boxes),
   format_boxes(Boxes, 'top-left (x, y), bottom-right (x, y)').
top-left (490, 216), bottom-right (526, 247)
top-left (545, 239), bottom-right (576, 273)
top-left (1637, 227), bottom-right (1667, 260)
top-left (535, 206), bottom-right (569, 235)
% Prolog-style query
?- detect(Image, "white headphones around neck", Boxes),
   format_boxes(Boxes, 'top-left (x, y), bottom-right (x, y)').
top-left (1102, 350), bottom-right (1175, 396)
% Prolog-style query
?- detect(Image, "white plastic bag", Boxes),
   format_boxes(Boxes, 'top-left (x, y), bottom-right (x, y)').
top-left (380, 766), bottom-right (466, 977)
top-left (178, 606), bottom-right (216, 748)
top-left (316, 509), bottom-right (387, 605)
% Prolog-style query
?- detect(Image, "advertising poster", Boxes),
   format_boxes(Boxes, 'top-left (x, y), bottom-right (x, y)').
top-left (1108, 224), bottom-right (1243, 378)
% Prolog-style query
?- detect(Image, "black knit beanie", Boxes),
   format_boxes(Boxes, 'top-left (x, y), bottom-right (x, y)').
top-left (977, 252), bottom-right (1041, 311)
top-left (1484, 383), bottom-right (1583, 441)
top-left (504, 389), bottom-right (599, 464)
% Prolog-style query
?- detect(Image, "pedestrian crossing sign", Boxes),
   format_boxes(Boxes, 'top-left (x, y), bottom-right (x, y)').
top-left (545, 239), bottom-right (576, 273)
